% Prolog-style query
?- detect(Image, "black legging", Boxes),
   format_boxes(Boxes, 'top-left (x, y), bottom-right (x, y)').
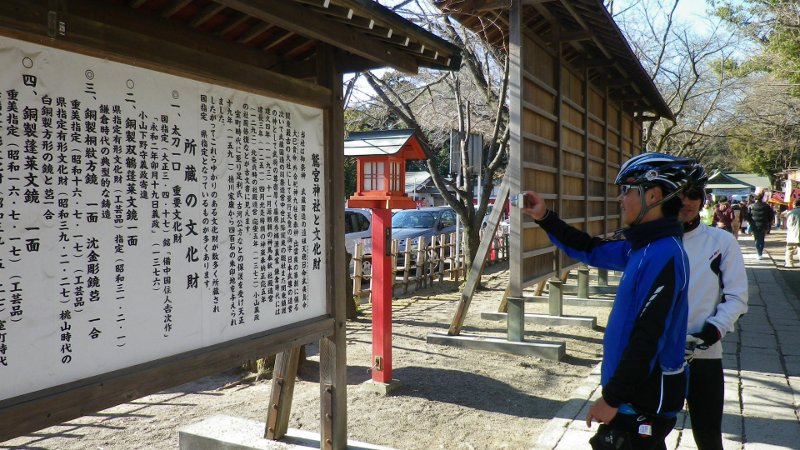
top-left (687, 358), bottom-right (724, 450)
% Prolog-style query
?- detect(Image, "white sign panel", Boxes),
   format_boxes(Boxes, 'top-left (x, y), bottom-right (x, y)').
top-left (0, 36), bottom-right (327, 400)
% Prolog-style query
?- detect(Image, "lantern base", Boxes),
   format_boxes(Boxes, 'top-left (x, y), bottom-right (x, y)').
top-left (347, 195), bottom-right (417, 210)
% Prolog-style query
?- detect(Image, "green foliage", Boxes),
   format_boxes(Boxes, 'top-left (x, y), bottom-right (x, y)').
top-left (723, 84), bottom-right (800, 183)
top-left (344, 157), bottom-right (357, 198)
top-left (713, 0), bottom-right (800, 93)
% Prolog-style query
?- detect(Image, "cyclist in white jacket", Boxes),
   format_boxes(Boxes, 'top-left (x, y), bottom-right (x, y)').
top-left (678, 165), bottom-right (749, 450)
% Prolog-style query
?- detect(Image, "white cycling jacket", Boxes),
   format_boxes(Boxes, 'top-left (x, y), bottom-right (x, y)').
top-left (684, 221), bottom-right (749, 359)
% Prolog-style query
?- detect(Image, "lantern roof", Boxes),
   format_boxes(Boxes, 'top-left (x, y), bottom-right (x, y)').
top-left (344, 129), bottom-right (427, 160)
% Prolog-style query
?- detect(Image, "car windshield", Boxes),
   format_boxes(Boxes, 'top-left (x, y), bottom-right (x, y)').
top-left (392, 211), bottom-right (439, 228)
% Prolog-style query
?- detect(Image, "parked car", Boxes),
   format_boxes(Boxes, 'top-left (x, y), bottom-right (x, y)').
top-left (345, 208), bottom-right (372, 274)
top-left (392, 206), bottom-right (459, 255)
top-left (345, 208), bottom-right (372, 251)
top-left (346, 206), bottom-right (460, 275)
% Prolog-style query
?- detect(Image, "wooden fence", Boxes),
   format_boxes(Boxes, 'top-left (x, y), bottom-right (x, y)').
top-left (351, 229), bottom-right (510, 302)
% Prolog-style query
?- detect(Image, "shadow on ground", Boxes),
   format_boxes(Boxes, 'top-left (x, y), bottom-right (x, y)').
top-left (390, 366), bottom-right (564, 419)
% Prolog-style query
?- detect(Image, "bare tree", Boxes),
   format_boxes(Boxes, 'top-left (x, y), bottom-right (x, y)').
top-left (352, 1), bottom-right (510, 276)
top-left (611, 0), bottom-right (747, 160)
top-left (722, 75), bottom-right (800, 180)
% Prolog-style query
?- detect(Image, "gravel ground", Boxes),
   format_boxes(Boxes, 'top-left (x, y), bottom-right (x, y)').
top-left (2, 263), bottom-right (611, 450)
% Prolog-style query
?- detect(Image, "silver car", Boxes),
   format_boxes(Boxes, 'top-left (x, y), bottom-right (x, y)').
top-left (392, 206), bottom-right (459, 255)
top-left (345, 208), bottom-right (372, 274)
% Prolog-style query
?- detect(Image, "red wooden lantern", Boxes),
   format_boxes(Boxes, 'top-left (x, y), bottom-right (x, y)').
top-left (345, 129), bottom-right (427, 210)
top-left (344, 129), bottom-right (427, 388)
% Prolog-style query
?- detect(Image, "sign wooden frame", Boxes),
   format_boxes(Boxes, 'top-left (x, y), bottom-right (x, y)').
top-left (0, 4), bottom-right (346, 447)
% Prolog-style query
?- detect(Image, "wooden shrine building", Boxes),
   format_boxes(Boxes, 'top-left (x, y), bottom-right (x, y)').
top-left (438, 0), bottom-right (674, 337)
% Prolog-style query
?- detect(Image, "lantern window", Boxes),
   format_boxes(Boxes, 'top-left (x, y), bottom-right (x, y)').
top-left (364, 161), bottom-right (385, 191)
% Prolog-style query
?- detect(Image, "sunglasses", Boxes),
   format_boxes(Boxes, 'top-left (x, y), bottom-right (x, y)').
top-left (619, 184), bottom-right (641, 195)
top-left (683, 188), bottom-right (705, 200)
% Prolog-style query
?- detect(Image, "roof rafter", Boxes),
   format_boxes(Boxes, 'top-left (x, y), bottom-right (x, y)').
top-left (217, 0), bottom-right (420, 73)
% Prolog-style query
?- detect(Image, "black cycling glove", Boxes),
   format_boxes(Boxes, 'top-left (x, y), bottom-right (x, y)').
top-left (691, 322), bottom-right (721, 350)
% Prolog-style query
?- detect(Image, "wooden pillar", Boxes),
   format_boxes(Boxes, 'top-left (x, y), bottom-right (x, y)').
top-left (604, 84), bottom-right (610, 237)
top-left (317, 43), bottom-right (346, 450)
top-left (265, 347), bottom-right (302, 439)
top-left (508, 0), bottom-right (524, 301)
top-left (582, 55), bottom-right (590, 243)
top-left (554, 24), bottom-right (564, 276)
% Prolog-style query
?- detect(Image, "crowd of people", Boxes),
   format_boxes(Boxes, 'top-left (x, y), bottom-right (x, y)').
top-left (700, 189), bottom-right (800, 265)
top-left (516, 152), bottom-right (800, 450)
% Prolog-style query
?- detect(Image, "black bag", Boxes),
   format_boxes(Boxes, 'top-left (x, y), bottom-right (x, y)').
top-left (589, 424), bottom-right (632, 450)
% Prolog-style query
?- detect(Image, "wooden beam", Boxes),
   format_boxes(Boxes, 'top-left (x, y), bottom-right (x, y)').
top-left (449, 177), bottom-right (510, 335)
top-left (0, 316), bottom-right (334, 442)
top-left (508, 0), bottom-right (525, 302)
top-left (316, 43), bottom-right (348, 450)
top-left (603, 84), bottom-right (611, 236)
top-left (335, 54), bottom-right (384, 73)
top-left (586, 57), bottom-right (614, 68)
top-left (447, 0), bottom-right (509, 11)
top-left (216, 11), bottom-right (251, 36)
top-left (190, 3), bottom-right (227, 28)
top-left (217, 0), bottom-right (420, 73)
top-left (556, 0), bottom-right (589, 32)
top-left (160, 0), bottom-right (194, 18)
top-left (530, 2), bottom-right (556, 23)
top-left (265, 347), bottom-right (302, 440)
top-left (237, 21), bottom-right (274, 44)
top-left (608, 78), bottom-right (633, 88)
top-left (560, 0), bottom-right (614, 58)
top-left (552, 23), bottom-right (564, 274)
top-left (273, 58), bottom-right (319, 80)
top-left (0, 0), bottom-right (332, 107)
top-left (262, 29), bottom-right (295, 51)
top-left (561, 30), bottom-right (593, 42)
top-left (582, 57), bottom-right (591, 235)
top-left (332, 0), bottom-right (459, 62)
top-left (66, 0), bottom-right (282, 70)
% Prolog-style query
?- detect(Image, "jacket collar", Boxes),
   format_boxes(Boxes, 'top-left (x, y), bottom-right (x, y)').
top-left (683, 215), bottom-right (701, 233)
top-left (623, 217), bottom-right (684, 250)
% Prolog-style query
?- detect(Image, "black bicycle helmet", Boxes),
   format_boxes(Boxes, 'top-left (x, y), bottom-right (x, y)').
top-left (683, 162), bottom-right (709, 191)
top-left (615, 152), bottom-right (699, 226)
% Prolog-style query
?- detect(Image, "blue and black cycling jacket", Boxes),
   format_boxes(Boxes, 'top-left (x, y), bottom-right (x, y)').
top-left (535, 211), bottom-right (689, 417)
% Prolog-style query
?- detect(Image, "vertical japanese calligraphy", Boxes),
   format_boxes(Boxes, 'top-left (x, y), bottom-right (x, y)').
top-left (0, 36), bottom-right (326, 401)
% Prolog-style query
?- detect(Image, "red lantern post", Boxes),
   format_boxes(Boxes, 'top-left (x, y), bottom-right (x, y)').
top-left (345, 130), bottom-right (427, 387)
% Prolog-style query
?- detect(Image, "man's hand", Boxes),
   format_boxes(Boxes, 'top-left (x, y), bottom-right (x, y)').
top-left (685, 334), bottom-right (702, 362)
top-left (691, 322), bottom-right (721, 350)
top-left (585, 397), bottom-right (618, 428)
top-left (519, 191), bottom-right (548, 220)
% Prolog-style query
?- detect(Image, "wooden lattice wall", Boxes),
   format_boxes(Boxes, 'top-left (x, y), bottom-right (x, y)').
top-left (508, 5), bottom-right (643, 295)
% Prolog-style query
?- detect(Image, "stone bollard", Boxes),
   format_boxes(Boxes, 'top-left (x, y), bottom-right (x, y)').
top-left (548, 279), bottom-right (563, 317)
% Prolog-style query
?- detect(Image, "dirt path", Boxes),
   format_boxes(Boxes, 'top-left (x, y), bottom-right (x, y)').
top-left (2, 264), bottom-right (610, 450)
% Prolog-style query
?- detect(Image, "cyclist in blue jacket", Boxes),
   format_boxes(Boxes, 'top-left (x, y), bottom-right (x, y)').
top-left (521, 153), bottom-right (697, 450)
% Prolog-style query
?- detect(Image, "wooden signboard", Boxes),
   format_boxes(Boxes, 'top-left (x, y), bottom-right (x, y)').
top-left (0, 33), bottom-right (334, 442)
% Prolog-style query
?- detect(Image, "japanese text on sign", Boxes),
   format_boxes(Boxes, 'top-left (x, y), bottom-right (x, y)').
top-left (0, 36), bottom-right (327, 401)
